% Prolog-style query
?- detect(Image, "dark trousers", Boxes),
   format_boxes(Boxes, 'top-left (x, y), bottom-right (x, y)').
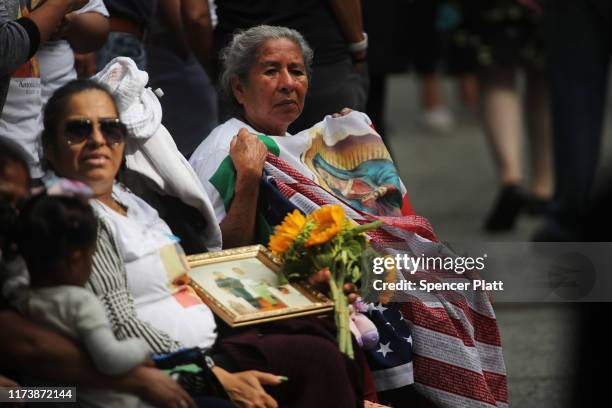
top-left (543, 0), bottom-right (612, 238)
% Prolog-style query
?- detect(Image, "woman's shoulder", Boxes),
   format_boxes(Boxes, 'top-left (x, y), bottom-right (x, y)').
top-left (190, 118), bottom-right (254, 164)
top-left (94, 185), bottom-right (172, 240)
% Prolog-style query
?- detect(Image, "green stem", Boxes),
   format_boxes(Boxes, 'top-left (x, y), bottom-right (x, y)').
top-left (351, 220), bottom-right (383, 234)
top-left (329, 277), bottom-right (353, 359)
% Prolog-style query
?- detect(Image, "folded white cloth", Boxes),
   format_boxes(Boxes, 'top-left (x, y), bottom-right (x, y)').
top-left (93, 57), bottom-right (222, 251)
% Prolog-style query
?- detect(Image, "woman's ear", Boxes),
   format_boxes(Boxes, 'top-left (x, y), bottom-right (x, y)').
top-left (230, 76), bottom-right (245, 106)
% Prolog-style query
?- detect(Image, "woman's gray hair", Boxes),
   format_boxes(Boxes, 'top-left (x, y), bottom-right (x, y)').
top-left (219, 25), bottom-right (314, 114)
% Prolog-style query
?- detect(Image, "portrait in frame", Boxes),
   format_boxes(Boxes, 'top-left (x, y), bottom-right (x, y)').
top-left (187, 245), bottom-right (334, 327)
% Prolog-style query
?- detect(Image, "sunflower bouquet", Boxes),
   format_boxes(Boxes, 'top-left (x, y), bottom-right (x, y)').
top-left (269, 204), bottom-right (381, 358)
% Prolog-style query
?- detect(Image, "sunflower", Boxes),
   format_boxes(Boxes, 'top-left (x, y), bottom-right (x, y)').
top-left (269, 210), bottom-right (307, 255)
top-left (306, 205), bottom-right (345, 247)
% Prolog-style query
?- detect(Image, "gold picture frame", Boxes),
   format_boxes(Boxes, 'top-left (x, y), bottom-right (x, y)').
top-left (187, 245), bottom-right (334, 327)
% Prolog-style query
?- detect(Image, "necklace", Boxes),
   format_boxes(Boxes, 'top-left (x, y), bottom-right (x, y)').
top-left (101, 195), bottom-right (127, 216)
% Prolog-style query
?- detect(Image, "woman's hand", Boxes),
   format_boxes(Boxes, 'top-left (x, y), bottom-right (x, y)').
top-left (331, 107), bottom-right (353, 118)
top-left (129, 366), bottom-right (196, 408)
top-left (230, 128), bottom-right (268, 180)
top-left (212, 367), bottom-right (281, 408)
top-left (0, 375), bottom-right (19, 387)
top-left (0, 376), bottom-right (20, 407)
top-left (309, 268), bottom-right (359, 304)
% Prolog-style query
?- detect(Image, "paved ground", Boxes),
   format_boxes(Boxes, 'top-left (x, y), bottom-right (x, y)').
top-left (382, 73), bottom-right (612, 407)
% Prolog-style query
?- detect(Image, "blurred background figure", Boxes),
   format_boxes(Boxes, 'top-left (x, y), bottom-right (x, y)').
top-left (364, 0), bottom-right (456, 136)
top-left (39, 0), bottom-right (109, 103)
top-left (533, 0), bottom-right (612, 241)
top-left (0, 0), bottom-right (109, 180)
top-left (213, 0), bottom-right (368, 134)
top-left (96, 0), bottom-right (156, 71)
top-left (145, 0), bottom-right (218, 158)
top-left (362, 0), bottom-right (409, 139)
top-left (438, 1), bottom-right (480, 119)
top-left (447, 0), bottom-right (552, 232)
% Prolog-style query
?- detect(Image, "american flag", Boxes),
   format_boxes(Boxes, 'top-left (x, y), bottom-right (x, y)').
top-left (363, 302), bottom-right (415, 392)
top-left (264, 153), bottom-right (509, 408)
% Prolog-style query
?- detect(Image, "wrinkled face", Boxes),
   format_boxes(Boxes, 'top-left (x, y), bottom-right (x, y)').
top-left (45, 90), bottom-right (125, 197)
top-left (232, 38), bottom-right (308, 135)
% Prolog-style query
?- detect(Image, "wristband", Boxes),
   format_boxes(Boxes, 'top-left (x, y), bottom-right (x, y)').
top-left (205, 355), bottom-right (216, 370)
top-left (348, 33), bottom-right (368, 53)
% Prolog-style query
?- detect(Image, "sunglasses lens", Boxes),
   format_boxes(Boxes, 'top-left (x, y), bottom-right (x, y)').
top-left (100, 121), bottom-right (127, 145)
top-left (64, 120), bottom-right (92, 144)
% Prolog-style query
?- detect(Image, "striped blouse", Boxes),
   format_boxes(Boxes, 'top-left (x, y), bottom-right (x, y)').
top-left (86, 219), bottom-right (182, 354)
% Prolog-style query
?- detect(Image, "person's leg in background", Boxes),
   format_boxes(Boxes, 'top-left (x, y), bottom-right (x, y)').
top-left (419, 73), bottom-right (454, 132)
top-left (413, 0), bottom-right (455, 132)
top-left (457, 73), bottom-right (479, 115)
top-left (535, 0), bottom-right (610, 241)
top-left (524, 68), bottom-right (553, 214)
top-left (480, 67), bottom-right (525, 231)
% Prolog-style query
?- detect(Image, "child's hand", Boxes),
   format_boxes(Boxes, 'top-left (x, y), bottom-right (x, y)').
top-left (308, 268), bottom-right (359, 303)
top-left (142, 358), bottom-right (156, 368)
top-left (172, 273), bottom-right (191, 286)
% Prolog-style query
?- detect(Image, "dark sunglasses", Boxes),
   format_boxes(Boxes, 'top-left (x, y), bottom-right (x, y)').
top-left (63, 118), bottom-right (127, 146)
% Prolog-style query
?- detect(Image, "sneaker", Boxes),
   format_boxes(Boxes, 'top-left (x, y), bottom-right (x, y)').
top-left (421, 107), bottom-right (455, 132)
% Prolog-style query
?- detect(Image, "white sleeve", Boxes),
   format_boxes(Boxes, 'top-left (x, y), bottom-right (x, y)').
top-left (75, 0), bottom-right (109, 16)
top-left (190, 149), bottom-right (231, 223)
top-left (83, 326), bottom-right (150, 376)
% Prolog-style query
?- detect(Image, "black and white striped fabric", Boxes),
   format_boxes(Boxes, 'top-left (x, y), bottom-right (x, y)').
top-left (87, 219), bottom-right (182, 354)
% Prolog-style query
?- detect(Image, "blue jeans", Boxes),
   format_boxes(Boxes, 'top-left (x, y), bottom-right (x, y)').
top-left (96, 32), bottom-right (147, 71)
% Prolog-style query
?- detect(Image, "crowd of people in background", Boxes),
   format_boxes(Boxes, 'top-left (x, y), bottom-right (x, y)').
top-left (1, 0), bottom-right (611, 407)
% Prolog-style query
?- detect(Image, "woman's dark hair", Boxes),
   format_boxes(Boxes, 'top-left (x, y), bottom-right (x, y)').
top-left (0, 138), bottom-right (31, 257)
top-left (0, 137), bottom-right (30, 180)
top-left (42, 79), bottom-right (118, 150)
top-left (16, 194), bottom-right (97, 281)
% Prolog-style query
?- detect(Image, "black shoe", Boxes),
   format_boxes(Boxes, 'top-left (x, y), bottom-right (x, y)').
top-left (524, 194), bottom-right (550, 216)
top-left (484, 185), bottom-right (525, 232)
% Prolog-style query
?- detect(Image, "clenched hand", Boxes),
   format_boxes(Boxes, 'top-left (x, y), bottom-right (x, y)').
top-left (230, 128), bottom-right (268, 180)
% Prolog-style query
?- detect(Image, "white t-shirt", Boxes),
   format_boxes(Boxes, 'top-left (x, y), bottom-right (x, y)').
top-left (189, 117), bottom-right (315, 222)
top-left (0, 0), bottom-right (108, 178)
top-left (92, 184), bottom-right (217, 350)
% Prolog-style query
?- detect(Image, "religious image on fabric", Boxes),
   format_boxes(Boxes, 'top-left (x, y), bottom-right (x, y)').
top-left (302, 129), bottom-right (403, 217)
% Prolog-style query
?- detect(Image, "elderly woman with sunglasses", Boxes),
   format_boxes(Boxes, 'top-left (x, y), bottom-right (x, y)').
top-left (41, 79), bottom-right (366, 408)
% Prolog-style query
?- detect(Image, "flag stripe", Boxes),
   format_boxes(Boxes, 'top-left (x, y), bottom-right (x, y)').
top-left (414, 355), bottom-right (508, 405)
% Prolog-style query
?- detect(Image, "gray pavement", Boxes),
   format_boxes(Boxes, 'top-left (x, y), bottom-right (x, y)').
top-left (383, 74), bottom-right (612, 407)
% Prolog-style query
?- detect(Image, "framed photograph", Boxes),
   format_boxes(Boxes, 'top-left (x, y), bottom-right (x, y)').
top-left (187, 245), bottom-right (334, 327)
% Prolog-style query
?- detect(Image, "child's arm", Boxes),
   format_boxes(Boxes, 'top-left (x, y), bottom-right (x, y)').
top-left (70, 288), bottom-right (149, 376)
top-left (82, 325), bottom-right (150, 376)
top-left (0, 309), bottom-right (195, 407)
